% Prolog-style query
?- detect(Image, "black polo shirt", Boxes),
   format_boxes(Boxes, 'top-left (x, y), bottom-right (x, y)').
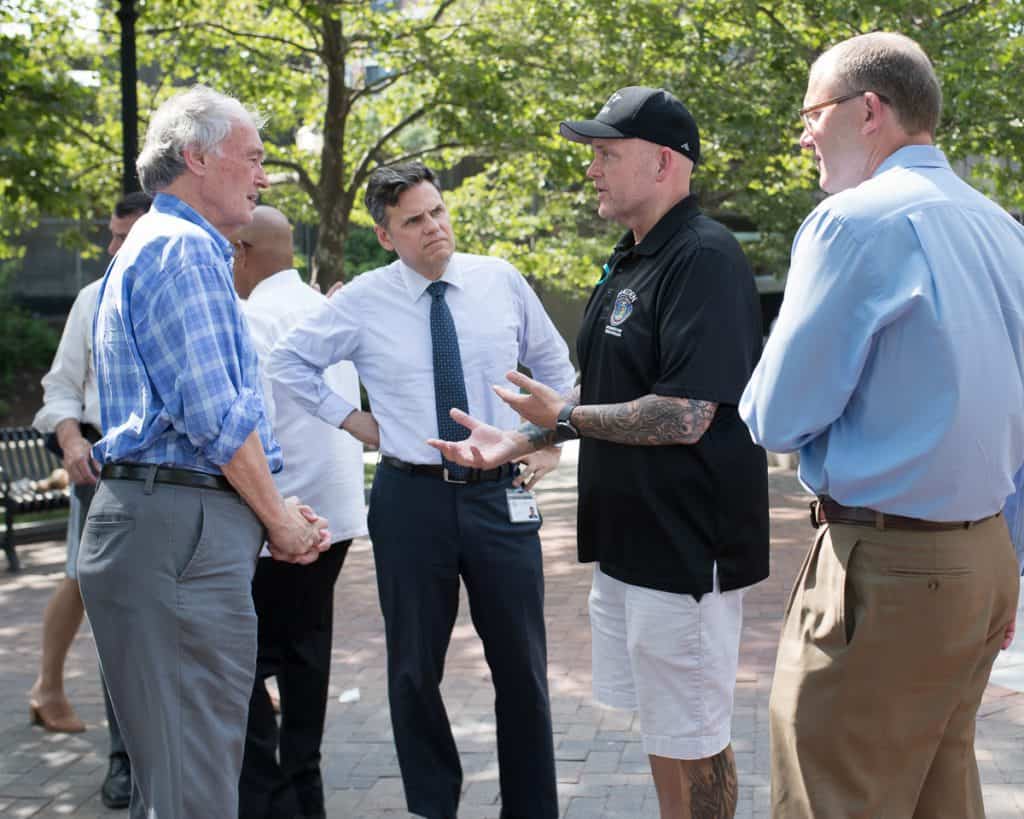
top-left (576, 195), bottom-right (769, 597)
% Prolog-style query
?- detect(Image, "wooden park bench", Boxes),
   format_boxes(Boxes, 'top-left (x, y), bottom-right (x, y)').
top-left (0, 426), bottom-right (70, 572)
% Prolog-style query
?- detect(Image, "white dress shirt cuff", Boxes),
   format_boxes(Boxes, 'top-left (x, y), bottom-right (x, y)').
top-left (32, 403), bottom-right (82, 435)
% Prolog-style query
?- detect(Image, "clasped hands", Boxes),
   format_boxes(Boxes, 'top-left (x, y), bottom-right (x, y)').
top-left (267, 497), bottom-right (331, 565)
top-left (427, 370), bottom-right (567, 487)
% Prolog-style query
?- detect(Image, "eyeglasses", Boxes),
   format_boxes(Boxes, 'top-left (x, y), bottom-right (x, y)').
top-left (799, 90), bottom-right (889, 130)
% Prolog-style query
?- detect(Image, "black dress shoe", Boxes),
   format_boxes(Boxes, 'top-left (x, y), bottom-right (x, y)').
top-left (101, 753), bottom-right (131, 809)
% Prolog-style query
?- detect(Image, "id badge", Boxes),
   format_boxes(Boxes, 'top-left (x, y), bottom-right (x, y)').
top-left (506, 488), bottom-right (541, 523)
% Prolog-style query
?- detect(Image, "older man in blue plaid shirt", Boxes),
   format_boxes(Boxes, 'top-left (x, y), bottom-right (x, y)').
top-left (77, 85), bottom-right (330, 819)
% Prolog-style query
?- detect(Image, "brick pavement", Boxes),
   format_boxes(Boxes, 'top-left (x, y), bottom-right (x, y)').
top-left (2, 449), bottom-right (1024, 818)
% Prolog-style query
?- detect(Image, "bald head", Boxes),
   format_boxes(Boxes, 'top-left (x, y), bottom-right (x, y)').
top-left (231, 205), bottom-right (295, 299)
top-left (812, 32), bottom-right (941, 137)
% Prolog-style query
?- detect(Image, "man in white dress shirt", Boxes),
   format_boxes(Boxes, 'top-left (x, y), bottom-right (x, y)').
top-left (268, 163), bottom-right (575, 819)
top-left (30, 191), bottom-right (152, 809)
top-left (231, 205), bottom-right (369, 819)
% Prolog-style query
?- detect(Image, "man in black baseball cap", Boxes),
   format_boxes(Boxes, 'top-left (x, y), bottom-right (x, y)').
top-left (427, 85), bottom-right (768, 818)
top-left (559, 85), bottom-right (701, 165)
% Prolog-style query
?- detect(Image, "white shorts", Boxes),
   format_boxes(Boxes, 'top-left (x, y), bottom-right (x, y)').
top-left (588, 565), bottom-right (744, 760)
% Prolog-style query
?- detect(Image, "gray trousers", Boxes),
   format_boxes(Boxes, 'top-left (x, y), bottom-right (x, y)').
top-left (78, 476), bottom-right (262, 819)
top-left (69, 482), bottom-right (125, 757)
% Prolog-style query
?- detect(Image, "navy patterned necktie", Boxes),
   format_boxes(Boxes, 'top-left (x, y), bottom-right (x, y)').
top-left (427, 281), bottom-right (470, 480)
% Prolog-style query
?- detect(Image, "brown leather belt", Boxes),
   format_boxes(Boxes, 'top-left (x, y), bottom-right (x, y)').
top-left (101, 463), bottom-right (235, 494)
top-left (810, 496), bottom-right (995, 532)
top-left (380, 455), bottom-right (515, 485)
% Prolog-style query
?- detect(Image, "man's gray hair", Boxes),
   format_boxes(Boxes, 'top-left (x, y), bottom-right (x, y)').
top-left (136, 85), bottom-right (266, 195)
top-left (364, 162), bottom-right (442, 227)
top-left (815, 32), bottom-right (942, 137)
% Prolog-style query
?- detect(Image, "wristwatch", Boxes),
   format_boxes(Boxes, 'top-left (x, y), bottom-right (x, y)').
top-left (554, 402), bottom-right (580, 442)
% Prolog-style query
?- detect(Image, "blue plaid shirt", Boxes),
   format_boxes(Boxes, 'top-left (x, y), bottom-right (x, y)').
top-left (92, 193), bottom-right (280, 474)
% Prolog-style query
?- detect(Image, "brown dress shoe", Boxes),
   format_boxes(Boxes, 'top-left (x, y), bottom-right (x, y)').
top-left (29, 699), bottom-right (86, 733)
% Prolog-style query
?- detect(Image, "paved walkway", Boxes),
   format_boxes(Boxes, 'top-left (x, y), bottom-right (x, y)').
top-left (3, 448), bottom-right (1024, 818)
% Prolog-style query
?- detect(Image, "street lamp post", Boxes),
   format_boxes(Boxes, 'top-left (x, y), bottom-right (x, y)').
top-left (116, 0), bottom-right (140, 193)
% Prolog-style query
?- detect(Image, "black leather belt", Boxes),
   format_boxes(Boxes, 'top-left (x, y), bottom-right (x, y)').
top-left (101, 463), bottom-right (235, 494)
top-left (380, 455), bottom-right (515, 485)
top-left (810, 496), bottom-right (995, 532)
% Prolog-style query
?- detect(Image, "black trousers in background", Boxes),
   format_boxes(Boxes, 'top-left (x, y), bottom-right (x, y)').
top-left (368, 461), bottom-right (559, 819)
top-left (238, 538), bottom-right (351, 819)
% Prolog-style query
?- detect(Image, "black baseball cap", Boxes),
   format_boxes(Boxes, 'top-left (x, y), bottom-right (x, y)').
top-left (559, 86), bottom-right (700, 165)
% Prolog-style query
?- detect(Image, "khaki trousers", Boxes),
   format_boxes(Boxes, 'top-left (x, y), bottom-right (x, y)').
top-left (770, 514), bottom-right (1018, 819)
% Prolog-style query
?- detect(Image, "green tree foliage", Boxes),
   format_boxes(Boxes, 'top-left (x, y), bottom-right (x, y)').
top-left (2, 0), bottom-right (1022, 292)
top-left (0, 1), bottom-right (118, 259)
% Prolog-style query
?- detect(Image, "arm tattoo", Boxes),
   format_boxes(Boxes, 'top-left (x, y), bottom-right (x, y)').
top-left (516, 384), bottom-right (582, 452)
top-left (573, 394), bottom-right (717, 445)
top-left (520, 422), bottom-right (557, 451)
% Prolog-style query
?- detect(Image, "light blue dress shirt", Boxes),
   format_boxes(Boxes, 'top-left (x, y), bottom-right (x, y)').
top-left (740, 146), bottom-right (1024, 531)
top-left (93, 193), bottom-right (280, 474)
top-left (267, 252), bottom-right (576, 465)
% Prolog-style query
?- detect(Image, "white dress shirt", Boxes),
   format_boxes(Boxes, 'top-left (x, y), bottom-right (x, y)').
top-left (267, 253), bottom-right (576, 465)
top-left (243, 269), bottom-right (367, 543)
top-left (34, 278), bottom-right (102, 434)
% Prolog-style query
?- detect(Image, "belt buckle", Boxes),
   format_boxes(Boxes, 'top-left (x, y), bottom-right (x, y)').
top-left (443, 467), bottom-right (469, 485)
top-left (809, 499), bottom-right (821, 529)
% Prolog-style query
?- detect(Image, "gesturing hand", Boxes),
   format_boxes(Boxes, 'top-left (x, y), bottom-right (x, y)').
top-left (492, 370), bottom-right (566, 430)
top-left (427, 409), bottom-right (532, 469)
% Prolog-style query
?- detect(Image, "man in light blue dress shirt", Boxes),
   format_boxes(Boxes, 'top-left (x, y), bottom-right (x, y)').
top-left (268, 162), bottom-right (575, 819)
top-left (739, 32), bottom-right (1024, 818)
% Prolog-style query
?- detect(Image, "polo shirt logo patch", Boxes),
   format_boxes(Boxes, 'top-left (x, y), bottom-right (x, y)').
top-left (605, 289), bottom-right (637, 337)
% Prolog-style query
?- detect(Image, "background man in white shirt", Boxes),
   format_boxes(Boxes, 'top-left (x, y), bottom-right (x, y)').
top-left (268, 163), bottom-right (576, 819)
top-left (29, 191), bottom-right (151, 809)
top-left (232, 205), bottom-right (369, 819)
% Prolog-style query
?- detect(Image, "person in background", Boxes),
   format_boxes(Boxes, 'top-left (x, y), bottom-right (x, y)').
top-left (232, 204), bottom-right (368, 819)
top-left (29, 190), bottom-right (152, 809)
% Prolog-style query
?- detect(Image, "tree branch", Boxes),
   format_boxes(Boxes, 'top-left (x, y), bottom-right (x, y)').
top-left (348, 64), bottom-right (421, 105)
top-left (937, 1), bottom-right (986, 24)
top-left (350, 106), bottom-right (430, 188)
top-left (348, 140), bottom-right (462, 200)
top-left (141, 20), bottom-right (318, 55)
top-left (263, 157), bottom-right (318, 203)
top-left (282, 3), bottom-right (323, 49)
top-left (61, 119), bottom-right (118, 156)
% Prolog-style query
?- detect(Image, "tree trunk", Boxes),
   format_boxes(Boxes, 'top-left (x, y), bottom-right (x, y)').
top-left (314, 203), bottom-right (350, 289)
top-left (314, 5), bottom-right (351, 288)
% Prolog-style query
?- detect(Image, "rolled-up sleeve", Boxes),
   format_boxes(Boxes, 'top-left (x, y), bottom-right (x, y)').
top-left (267, 291), bottom-right (361, 428)
top-left (139, 262), bottom-right (263, 466)
top-left (33, 286), bottom-right (95, 433)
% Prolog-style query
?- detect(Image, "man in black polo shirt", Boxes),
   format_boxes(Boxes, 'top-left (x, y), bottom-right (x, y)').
top-left (430, 87), bottom-right (769, 818)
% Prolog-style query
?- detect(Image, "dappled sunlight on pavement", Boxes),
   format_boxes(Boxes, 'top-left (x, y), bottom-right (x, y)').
top-left (2, 449), bottom-right (1023, 817)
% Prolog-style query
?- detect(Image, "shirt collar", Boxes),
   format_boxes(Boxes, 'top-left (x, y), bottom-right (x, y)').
top-left (612, 194), bottom-right (702, 259)
top-left (873, 144), bottom-right (950, 179)
top-left (152, 192), bottom-right (235, 263)
top-left (399, 254), bottom-right (465, 301)
top-left (247, 269), bottom-right (302, 301)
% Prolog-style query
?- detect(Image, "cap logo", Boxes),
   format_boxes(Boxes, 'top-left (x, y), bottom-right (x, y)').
top-left (599, 91), bottom-right (624, 116)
